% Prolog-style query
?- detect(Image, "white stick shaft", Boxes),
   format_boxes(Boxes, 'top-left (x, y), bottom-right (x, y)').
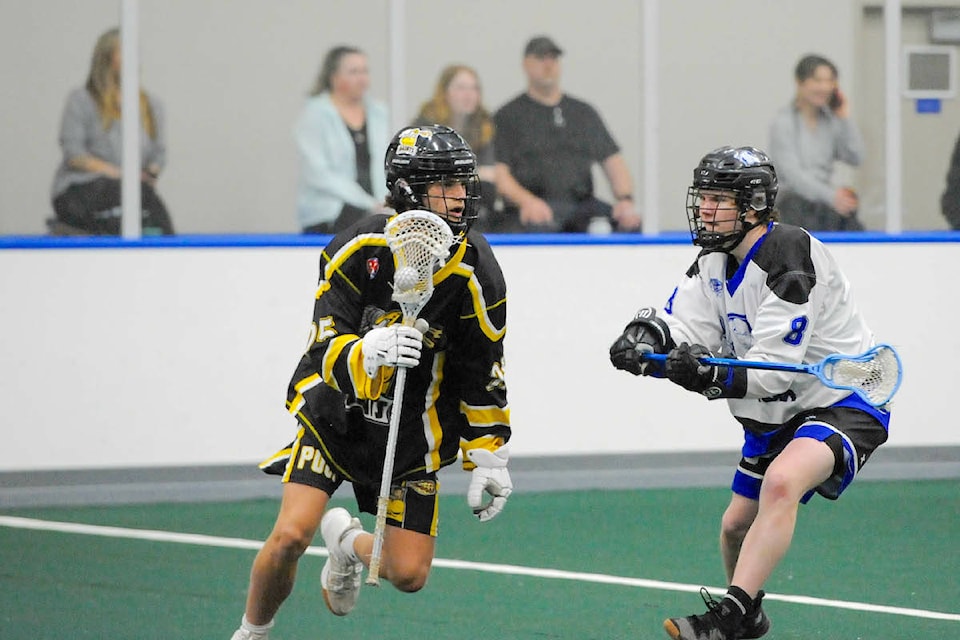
top-left (365, 365), bottom-right (407, 586)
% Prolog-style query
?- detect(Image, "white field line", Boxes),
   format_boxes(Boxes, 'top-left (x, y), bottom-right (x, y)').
top-left (1, 515), bottom-right (957, 623)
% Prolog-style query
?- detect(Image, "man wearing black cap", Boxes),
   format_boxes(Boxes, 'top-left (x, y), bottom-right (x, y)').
top-left (523, 35), bottom-right (563, 58)
top-left (491, 35), bottom-right (642, 233)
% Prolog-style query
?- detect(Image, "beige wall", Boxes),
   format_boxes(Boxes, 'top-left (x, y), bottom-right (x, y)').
top-left (0, 0), bottom-right (956, 235)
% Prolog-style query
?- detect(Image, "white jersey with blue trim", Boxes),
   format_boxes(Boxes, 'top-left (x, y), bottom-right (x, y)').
top-left (662, 222), bottom-right (876, 432)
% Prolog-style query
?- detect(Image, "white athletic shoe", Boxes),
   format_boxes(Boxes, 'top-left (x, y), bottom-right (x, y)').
top-left (229, 616), bottom-right (272, 640)
top-left (320, 507), bottom-right (364, 616)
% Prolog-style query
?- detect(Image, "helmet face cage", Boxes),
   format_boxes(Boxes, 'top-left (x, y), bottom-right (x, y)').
top-left (685, 186), bottom-right (750, 252)
top-left (685, 146), bottom-right (778, 252)
top-left (396, 171), bottom-right (481, 236)
top-left (385, 126), bottom-right (481, 236)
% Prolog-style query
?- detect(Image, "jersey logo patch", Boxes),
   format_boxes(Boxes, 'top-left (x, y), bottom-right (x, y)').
top-left (366, 257), bottom-right (380, 279)
top-left (406, 479), bottom-right (437, 496)
top-left (727, 313), bottom-right (752, 340)
top-left (359, 397), bottom-right (392, 425)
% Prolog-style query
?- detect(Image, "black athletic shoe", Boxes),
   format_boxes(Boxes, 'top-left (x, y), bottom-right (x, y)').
top-left (739, 590), bottom-right (771, 639)
top-left (663, 588), bottom-right (742, 640)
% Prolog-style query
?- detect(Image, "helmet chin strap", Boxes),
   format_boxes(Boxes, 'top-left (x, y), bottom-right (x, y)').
top-left (702, 209), bottom-right (765, 253)
top-left (739, 217), bottom-right (761, 235)
top-left (722, 209), bottom-right (770, 251)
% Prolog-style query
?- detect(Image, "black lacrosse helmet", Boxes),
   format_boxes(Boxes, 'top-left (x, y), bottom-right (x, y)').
top-left (384, 125), bottom-right (481, 236)
top-left (685, 146), bottom-right (778, 252)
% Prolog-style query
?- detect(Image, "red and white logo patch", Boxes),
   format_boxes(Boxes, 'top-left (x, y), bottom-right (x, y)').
top-left (366, 257), bottom-right (380, 279)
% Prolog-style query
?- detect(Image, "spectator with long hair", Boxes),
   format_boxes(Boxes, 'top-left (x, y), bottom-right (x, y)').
top-left (50, 27), bottom-right (174, 235)
top-left (414, 65), bottom-right (497, 230)
top-left (295, 45), bottom-right (390, 234)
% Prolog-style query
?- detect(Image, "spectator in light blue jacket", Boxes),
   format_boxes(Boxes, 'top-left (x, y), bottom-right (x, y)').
top-left (295, 45), bottom-right (390, 234)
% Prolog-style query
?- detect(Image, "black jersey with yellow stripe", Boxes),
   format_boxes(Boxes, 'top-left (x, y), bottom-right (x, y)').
top-left (284, 213), bottom-right (510, 487)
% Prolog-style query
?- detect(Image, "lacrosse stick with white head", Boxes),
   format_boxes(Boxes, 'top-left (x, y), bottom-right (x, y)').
top-left (366, 210), bottom-right (454, 586)
top-left (643, 343), bottom-right (903, 407)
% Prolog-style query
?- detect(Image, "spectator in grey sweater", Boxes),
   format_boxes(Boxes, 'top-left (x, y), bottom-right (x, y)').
top-left (50, 27), bottom-right (173, 235)
top-left (768, 54), bottom-right (864, 232)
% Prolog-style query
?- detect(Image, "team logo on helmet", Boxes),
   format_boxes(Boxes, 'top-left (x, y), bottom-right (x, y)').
top-left (396, 128), bottom-right (434, 156)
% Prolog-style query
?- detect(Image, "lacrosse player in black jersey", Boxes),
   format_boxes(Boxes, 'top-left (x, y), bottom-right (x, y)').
top-left (230, 125), bottom-right (512, 640)
top-left (610, 146), bottom-right (891, 640)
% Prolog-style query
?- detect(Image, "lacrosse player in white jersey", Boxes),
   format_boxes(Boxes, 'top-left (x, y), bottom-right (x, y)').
top-left (610, 146), bottom-right (891, 640)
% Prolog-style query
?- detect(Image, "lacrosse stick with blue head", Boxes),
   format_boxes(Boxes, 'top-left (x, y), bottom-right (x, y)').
top-left (643, 344), bottom-right (903, 408)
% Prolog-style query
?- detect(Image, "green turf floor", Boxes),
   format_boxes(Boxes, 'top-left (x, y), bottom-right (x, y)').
top-left (1, 479), bottom-right (957, 639)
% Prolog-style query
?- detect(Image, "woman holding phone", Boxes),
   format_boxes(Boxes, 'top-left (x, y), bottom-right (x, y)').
top-left (767, 54), bottom-right (865, 231)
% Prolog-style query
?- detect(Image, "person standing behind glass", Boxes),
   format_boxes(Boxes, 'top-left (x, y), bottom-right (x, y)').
top-left (50, 27), bottom-right (174, 235)
top-left (295, 45), bottom-right (390, 234)
top-left (768, 54), bottom-right (864, 232)
top-left (413, 64), bottom-right (498, 232)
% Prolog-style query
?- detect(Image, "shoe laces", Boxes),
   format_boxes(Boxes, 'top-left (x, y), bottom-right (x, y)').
top-left (698, 587), bottom-right (742, 635)
top-left (699, 587), bottom-right (722, 617)
top-left (328, 561), bottom-right (359, 586)
top-left (753, 590), bottom-right (765, 608)
top-left (329, 546), bottom-right (363, 588)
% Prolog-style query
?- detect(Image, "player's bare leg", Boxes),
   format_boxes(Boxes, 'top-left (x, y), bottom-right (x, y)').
top-left (353, 525), bottom-right (436, 592)
top-left (665, 440), bottom-right (833, 639)
top-left (729, 437), bottom-right (834, 596)
top-left (720, 494), bottom-right (758, 583)
top-left (244, 483), bottom-right (329, 625)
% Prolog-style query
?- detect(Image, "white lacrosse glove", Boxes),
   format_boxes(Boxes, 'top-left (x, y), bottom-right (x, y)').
top-left (361, 321), bottom-right (427, 378)
top-left (466, 445), bottom-right (513, 522)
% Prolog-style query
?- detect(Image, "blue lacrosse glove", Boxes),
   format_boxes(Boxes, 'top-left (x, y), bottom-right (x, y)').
top-left (664, 342), bottom-right (747, 399)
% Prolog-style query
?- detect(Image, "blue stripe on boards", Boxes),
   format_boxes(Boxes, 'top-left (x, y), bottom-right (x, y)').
top-left (1, 230), bottom-right (959, 251)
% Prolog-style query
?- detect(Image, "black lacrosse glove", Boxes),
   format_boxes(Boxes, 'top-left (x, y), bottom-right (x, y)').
top-left (664, 342), bottom-right (747, 399)
top-left (609, 307), bottom-right (675, 377)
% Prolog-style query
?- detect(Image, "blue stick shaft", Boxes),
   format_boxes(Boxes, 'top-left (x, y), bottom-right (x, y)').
top-left (643, 352), bottom-right (813, 374)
